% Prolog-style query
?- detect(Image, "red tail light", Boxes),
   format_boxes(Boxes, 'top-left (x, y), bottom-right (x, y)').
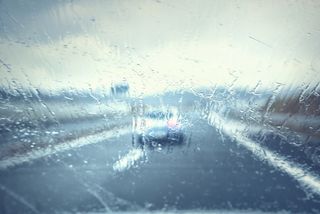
top-left (167, 119), bottom-right (179, 128)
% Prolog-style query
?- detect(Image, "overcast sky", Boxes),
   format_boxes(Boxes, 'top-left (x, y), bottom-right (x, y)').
top-left (0, 0), bottom-right (320, 94)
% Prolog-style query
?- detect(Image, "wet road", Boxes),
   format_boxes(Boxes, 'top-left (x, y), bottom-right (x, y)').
top-left (0, 113), bottom-right (319, 213)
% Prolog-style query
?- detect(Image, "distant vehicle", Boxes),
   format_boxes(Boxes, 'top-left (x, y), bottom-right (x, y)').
top-left (110, 82), bottom-right (129, 97)
top-left (132, 108), bottom-right (185, 149)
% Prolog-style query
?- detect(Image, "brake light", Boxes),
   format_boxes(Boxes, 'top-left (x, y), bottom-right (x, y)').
top-left (167, 119), bottom-right (179, 128)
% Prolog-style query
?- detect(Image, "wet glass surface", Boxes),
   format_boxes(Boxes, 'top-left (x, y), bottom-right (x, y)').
top-left (0, 1), bottom-right (320, 213)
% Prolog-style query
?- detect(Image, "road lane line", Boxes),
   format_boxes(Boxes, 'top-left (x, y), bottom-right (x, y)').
top-left (113, 148), bottom-right (145, 172)
top-left (206, 111), bottom-right (320, 196)
top-left (0, 126), bottom-right (131, 170)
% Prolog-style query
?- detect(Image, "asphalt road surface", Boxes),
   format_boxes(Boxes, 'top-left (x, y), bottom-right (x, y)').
top-left (0, 111), bottom-right (319, 214)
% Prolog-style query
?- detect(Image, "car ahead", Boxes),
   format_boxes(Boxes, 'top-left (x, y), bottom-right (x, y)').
top-left (132, 109), bottom-right (185, 149)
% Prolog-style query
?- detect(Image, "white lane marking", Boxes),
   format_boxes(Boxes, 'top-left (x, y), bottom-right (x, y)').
top-left (207, 111), bottom-right (320, 196)
top-left (113, 148), bottom-right (145, 172)
top-left (0, 126), bottom-right (131, 170)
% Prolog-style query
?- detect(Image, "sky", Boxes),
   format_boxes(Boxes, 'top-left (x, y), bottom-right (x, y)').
top-left (0, 0), bottom-right (320, 95)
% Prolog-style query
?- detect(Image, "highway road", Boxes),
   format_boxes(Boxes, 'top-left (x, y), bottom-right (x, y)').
top-left (0, 106), bottom-right (319, 213)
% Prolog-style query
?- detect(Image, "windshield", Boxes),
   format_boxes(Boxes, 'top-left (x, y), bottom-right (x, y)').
top-left (0, 0), bottom-right (320, 213)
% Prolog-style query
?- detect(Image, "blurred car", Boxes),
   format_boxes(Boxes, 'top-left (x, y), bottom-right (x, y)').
top-left (132, 108), bottom-right (185, 149)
